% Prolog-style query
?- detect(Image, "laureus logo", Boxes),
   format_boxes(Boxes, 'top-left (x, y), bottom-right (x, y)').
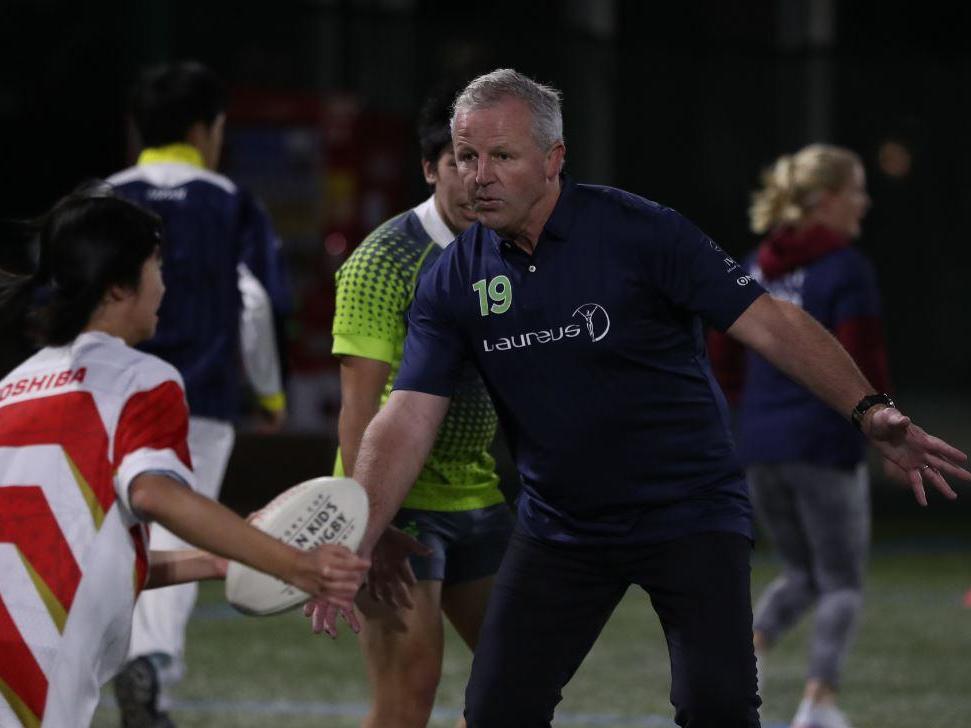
top-left (480, 303), bottom-right (611, 353)
top-left (572, 303), bottom-right (610, 342)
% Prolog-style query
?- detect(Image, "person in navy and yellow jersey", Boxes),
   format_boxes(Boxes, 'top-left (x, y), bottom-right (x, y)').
top-left (709, 145), bottom-right (890, 728)
top-left (305, 69), bottom-right (970, 728)
top-left (107, 61), bottom-right (292, 727)
top-left (327, 86), bottom-right (512, 728)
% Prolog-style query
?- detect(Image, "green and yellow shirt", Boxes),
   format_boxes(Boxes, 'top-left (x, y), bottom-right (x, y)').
top-left (332, 196), bottom-right (502, 511)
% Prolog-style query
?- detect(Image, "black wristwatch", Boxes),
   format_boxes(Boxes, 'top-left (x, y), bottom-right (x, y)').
top-left (850, 393), bottom-right (895, 431)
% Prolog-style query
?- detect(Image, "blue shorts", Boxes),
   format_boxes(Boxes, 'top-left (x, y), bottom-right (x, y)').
top-left (392, 503), bottom-right (513, 585)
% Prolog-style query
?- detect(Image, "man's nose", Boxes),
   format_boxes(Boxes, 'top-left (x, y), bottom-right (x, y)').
top-left (475, 157), bottom-right (495, 186)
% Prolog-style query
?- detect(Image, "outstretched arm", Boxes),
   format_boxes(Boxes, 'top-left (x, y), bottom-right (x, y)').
top-left (727, 294), bottom-right (970, 503)
top-left (304, 389), bottom-right (448, 636)
top-left (144, 549), bottom-right (227, 588)
top-left (130, 474), bottom-right (370, 607)
top-left (354, 389), bottom-right (450, 553)
top-left (727, 294), bottom-right (873, 416)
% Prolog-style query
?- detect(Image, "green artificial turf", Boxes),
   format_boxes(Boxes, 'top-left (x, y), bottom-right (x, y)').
top-left (92, 527), bottom-right (971, 728)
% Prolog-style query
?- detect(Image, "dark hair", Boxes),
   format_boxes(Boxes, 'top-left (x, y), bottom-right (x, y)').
top-left (130, 61), bottom-right (227, 148)
top-left (417, 83), bottom-right (463, 165)
top-left (0, 183), bottom-right (163, 375)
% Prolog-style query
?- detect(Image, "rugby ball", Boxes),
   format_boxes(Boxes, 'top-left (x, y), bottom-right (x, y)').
top-left (225, 476), bottom-right (368, 616)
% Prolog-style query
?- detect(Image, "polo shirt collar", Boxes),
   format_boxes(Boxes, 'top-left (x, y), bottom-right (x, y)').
top-left (414, 194), bottom-right (457, 248)
top-left (488, 174), bottom-right (578, 252)
top-left (138, 143), bottom-right (205, 168)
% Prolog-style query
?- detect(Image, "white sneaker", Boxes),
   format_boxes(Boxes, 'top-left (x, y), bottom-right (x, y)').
top-left (791, 698), bottom-right (853, 728)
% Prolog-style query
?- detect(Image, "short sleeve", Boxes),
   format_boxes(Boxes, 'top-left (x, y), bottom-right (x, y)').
top-left (649, 211), bottom-right (765, 332)
top-left (113, 380), bottom-right (195, 516)
top-left (392, 260), bottom-right (468, 398)
top-left (331, 225), bottom-right (423, 365)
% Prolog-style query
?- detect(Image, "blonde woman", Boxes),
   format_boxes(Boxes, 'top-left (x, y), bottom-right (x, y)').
top-left (711, 144), bottom-right (889, 728)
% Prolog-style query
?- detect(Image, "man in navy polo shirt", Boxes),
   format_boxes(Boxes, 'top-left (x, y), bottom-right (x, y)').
top-left (308, 69), bottom-right (970, 727)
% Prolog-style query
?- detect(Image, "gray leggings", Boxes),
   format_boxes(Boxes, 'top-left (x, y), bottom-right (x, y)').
top-left (749, 462), bottom-right (869, 688)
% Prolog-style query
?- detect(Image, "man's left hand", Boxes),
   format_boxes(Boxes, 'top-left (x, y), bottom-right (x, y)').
top-left (865, 406), bottom-right (971, 505)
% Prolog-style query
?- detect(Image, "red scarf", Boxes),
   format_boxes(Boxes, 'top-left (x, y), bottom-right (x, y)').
top-left (756, 225), bottom-right (851, 281)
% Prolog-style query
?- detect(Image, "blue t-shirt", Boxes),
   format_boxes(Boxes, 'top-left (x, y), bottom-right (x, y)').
top-left (394, 179), bottom-right (765, 545)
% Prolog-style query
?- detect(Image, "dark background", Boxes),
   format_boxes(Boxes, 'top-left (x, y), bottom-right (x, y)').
top-left (2, 0), bottom-right (968, 511)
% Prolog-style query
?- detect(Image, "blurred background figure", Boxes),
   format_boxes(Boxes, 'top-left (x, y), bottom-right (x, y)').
top-left (328, 84), bottom-right (512, 728)
top-left (710, 144), bottom-right (890, 728)
top-left (106, 61), bottom-right (292, 728)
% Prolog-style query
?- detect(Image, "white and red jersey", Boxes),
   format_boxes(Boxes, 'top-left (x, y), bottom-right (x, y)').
top-left (0, 331), bottom-right (195, 728)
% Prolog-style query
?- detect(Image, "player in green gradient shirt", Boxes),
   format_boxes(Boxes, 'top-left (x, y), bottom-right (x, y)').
top-left (329, 87), bottom-right (512, 728)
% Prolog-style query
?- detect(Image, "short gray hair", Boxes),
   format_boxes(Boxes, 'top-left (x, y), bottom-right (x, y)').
top-left (451, 68), bottom-right (564, 151)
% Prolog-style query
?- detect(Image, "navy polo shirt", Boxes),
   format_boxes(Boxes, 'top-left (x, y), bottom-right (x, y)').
top-left (395, 178), bottom-right (766, 545)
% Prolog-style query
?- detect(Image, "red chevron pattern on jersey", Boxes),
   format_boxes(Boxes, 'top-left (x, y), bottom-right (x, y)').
top-left (0, 487), bottom-right (82, 631)
top-left (0, 593), bottom-right (46, 728)
top-left (113, 380), bottom-right (191, 595)
top-left (0, 391), bottom-right (115, 726)
top-left (114, 380), bottom-right (192, 472)
top-left (0, 391), bottom-right (114, 525)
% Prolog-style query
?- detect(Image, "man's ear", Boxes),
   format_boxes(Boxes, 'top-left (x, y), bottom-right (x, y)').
top-left (545, 142), bottom-right (566, 180)
top-left (211, 113), bottom-right (226, 140)
top-left (422, 158), bottom-right (438, 186)
top-left (104, 284), bottom-right (133, 303)
top-left (185, 121), bottom-right (209, 152)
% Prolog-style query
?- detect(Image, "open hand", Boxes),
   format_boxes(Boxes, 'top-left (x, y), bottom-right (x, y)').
top-left (866, 407), bottom-right (971, 505)
top-left (303, 600), bottom-right (361, 638)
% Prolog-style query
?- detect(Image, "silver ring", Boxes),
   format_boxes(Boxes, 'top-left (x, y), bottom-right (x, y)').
top-left (919, 464), bottom-right (930, 471)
